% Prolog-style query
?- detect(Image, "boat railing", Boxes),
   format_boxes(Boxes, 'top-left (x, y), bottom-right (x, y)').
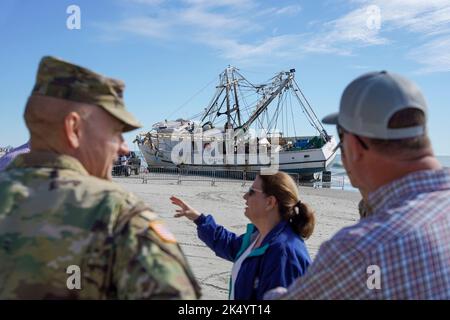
top-left (115, 165), bottom-right (345, 190)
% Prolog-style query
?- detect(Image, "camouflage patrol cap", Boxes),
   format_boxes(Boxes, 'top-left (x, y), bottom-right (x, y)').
top-left (31, 56), bottom-right (142, 132)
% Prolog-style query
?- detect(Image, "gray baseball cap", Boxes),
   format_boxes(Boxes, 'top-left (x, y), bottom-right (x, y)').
top-left (322, 71), bottom-right (427, 139)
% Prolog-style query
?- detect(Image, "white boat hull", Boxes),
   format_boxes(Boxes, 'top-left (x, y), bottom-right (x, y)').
top-left (137, 136), bottom-right (338, 176)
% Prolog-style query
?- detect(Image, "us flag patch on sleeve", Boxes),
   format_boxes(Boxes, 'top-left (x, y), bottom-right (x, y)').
top-left (148, 221), bottom-right (178, 244)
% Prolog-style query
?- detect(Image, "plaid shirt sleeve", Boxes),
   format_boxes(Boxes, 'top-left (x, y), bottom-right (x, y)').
top-left (271, 170), bottom-right (450, 300)
top-left (281, 238), bottom-right (375, 300)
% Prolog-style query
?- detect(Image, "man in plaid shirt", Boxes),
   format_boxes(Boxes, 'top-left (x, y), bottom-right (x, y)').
top-left (265, 71), bottom-right (450, 299)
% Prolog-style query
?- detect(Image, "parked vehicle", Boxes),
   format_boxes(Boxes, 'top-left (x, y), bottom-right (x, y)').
top-left (112, 151), bottom-right (141, 176)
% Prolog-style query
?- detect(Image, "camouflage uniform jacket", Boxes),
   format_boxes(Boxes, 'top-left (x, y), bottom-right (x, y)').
top-left (0, 152), bottom-right (201, 299)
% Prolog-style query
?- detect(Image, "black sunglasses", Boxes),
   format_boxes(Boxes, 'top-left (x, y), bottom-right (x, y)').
top-left (336, 125), bottom-right (369, 151)
top-left (247, 186), bottom-right (263, 196)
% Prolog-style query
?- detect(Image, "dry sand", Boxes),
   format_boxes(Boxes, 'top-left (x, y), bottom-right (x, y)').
top-left (115, 177), bottom-right (361, 299)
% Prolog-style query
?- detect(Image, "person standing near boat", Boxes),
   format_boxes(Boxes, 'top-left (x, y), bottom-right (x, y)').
top-left (264, 71), bottom-right (450, 299)
top-left (171, 171), bottom-right (314, 300)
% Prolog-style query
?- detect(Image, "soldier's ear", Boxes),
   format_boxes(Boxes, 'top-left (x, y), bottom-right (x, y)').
top-left (64, 111), bottom-right (82, 149)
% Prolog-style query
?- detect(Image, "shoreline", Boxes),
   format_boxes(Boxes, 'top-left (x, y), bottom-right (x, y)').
top-left (116, 178), bottom-right (361, 299)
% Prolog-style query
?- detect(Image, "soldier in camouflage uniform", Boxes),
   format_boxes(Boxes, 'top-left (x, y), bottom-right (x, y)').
top-left (0, 56), bottom-right (201, 299)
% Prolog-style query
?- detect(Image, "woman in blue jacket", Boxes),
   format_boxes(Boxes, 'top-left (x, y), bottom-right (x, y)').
top-left (170, 172), bottom-right (315, 300)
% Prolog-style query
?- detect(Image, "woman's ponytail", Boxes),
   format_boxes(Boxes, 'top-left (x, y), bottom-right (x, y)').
top-left (289, 201), bottom-right (315, 239)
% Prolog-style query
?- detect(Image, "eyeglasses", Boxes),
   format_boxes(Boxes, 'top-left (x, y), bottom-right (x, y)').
top-left (247, 186), bottom-right (264, 196)
top-left (336, 125), bottom-right (369, 151)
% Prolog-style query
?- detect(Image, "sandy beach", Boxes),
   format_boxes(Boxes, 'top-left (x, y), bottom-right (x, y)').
top-left (115, 177), bottom-right (361, 299)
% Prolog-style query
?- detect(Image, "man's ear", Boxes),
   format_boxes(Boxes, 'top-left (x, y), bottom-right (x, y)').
top-left (64, 112), bottom-right (83, 149)
top-left (346, 134), bottom-right (365, 162)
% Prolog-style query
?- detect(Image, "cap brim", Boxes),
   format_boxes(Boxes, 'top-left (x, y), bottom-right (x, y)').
top-left (322, 112), bottom-right (339, 125)
top-left (104, 107), bottom-right (142, 133)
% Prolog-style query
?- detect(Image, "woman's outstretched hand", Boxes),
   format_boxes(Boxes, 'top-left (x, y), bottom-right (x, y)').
top-left (170, 196), bottom-right (201, 221)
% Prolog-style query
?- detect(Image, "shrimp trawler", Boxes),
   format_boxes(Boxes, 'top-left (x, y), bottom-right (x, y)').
top-left (135, 67), bottom-right (338, 180)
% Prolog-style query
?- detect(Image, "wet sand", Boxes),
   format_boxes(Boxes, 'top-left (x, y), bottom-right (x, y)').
top-left (115, 178), bottom-right (361, 299)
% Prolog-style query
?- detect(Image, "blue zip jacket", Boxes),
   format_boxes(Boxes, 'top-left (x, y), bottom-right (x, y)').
top-left (194, 214), bottom-right (312, 300)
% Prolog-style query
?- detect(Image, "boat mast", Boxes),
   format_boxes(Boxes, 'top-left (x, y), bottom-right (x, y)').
top-left (202, 66), bottom-right (241, 129)
top-left (231, 69), bottom-right (242, 128)
top-left (225, 66), bottom-right (232, 129)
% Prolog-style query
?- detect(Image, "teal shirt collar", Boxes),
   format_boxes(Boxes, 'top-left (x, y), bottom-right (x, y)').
top-left (234, 224), bottom-right (269, 261)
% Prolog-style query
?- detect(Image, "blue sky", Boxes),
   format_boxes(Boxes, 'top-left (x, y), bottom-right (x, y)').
top-left (1, 0), bottom-right (450, 155)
